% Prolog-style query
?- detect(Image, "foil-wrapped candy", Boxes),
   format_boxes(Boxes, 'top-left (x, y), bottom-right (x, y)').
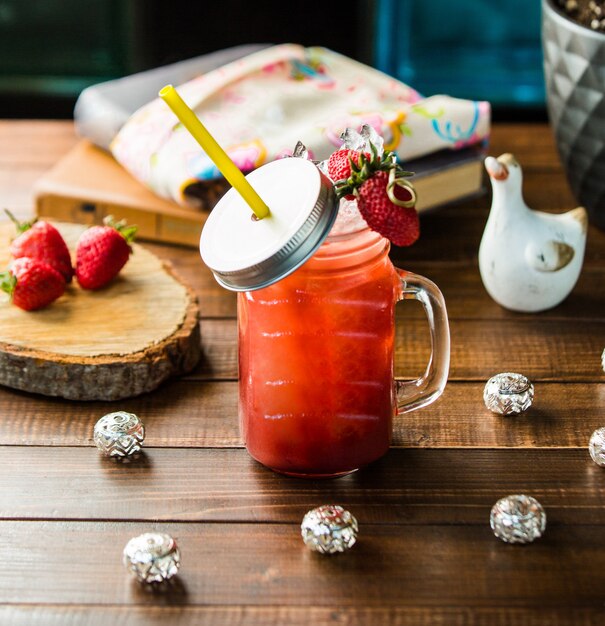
top-left (589, 427), bottom-right (605, 467)
top-left (94, 411), bottom-right (145, 458)
top-left (123, 532), bottom-right (180, 583)
top-left (484, 372), bottom-right (534, 415)
top-left (301, 505), bottom-right (358, 554)
top-left (490, 494), bottom-right (546, 544)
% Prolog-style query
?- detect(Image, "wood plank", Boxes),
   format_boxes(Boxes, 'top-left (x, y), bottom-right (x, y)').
top-left (438, 319), bottom-right (605, 381)
top-left (0, 120), bottom-right (77, 166)
top-left (146, 246), bottom-right (605, 321)
top-left (399, 381), bottom-right (605, 448)
top-left (489, 124), bottom-right (563, 168)
top-left (1, 448), bottom-right (604, 523)
top-left (0, 381), bottom-right (602, 450)
top-left (0, 122), bottom-right (77, 217)
top-left (0, 380), bottom-right (240, 447)
top-left (190, 317), bottom-right (605, 382)
top-left (197, 319), bottom-right (238, 379)
top-left (421, 263), bottom-right (605, 322)
top-left (144, 242), bottom-right (238, 319)
top-left (0, 120), bottom-right (603, 623)
top-left (2, 520), bottom-right (605, 608)
top-left (0, 164), bottom-right (54, 217)
top-left (443, 320), bottom-right (605, 381)
top-left (395, 186), bottom-right (605, 266)
top-left (0, 605), bottom-right (601, 626)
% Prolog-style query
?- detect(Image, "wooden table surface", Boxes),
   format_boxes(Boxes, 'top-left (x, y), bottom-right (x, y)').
top-left (1, 121), bottom-right (605, 626)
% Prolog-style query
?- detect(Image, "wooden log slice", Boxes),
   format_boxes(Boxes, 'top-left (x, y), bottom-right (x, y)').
top-left (0, 222), bottom-right (201, 400)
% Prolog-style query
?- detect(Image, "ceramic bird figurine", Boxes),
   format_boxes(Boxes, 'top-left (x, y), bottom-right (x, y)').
top-left (479, 153), bottom-right (587, 312)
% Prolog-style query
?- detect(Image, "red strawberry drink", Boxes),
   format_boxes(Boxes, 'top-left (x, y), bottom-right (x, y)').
top-left (201, 127), bottom-right (449, 478)
top-left (239, 225), bottom-right (399, 476)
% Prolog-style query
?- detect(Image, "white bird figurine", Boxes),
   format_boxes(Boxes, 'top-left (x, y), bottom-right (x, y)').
top-left (479, 153), bottom-right (588, 312)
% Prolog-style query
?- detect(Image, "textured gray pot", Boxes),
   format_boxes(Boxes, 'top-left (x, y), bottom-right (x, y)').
top-left (542, 0), bottom-right (605, 229)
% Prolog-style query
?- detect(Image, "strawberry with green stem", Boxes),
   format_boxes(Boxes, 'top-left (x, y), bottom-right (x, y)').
top-left (1, 257), bottom-right (66, 311)
top-left (331, 143), bottom-right (420, 247)
top-left (6, 210), bottom-right (73, 282)
top-left (75, 216), bottom-right (137, 290)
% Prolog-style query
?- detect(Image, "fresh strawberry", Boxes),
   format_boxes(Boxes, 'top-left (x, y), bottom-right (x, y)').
top-left (327, 149), bottom-right (369, 199)
top-left (330, 142), bottom-right (419, 246)
top-left (356, 171), bottom-right (420, 247)
top-left (75, 217), bottom-right (137, 290)
top-left (0, 257), bottom-right (66, 311)
top-left (6, 210), bottom-right (73, 283)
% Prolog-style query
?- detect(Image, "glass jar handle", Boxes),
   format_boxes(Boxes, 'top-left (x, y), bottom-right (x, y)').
top-left (395, 269), bottom-right (450, 413)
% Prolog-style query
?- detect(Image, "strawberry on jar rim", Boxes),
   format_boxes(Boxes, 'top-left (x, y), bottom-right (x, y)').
top-left (0, 257), bottom-right (66, 311)
top-left (75, 216), bottom-right (137, 290)
top-left (6, 210), bottom-right (73, 283)
top-left (330, 142), bottom-right (419, 247)
top-left (327, 149), bottom-right (370, 200)
top-left (356, 171), bottom-right (419, 247)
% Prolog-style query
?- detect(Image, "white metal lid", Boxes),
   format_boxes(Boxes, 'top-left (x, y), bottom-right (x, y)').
top-left (199, 158), bottom-right (338, 291)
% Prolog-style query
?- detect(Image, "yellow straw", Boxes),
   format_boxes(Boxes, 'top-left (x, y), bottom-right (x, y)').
top-left (159, 84), bottom-right (270, 220)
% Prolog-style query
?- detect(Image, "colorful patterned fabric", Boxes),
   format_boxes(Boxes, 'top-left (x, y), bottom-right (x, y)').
top-left (111, 44), bottom-right (491, 206)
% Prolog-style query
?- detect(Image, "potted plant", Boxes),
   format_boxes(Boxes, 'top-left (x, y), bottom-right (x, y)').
top-left (542, 0), bottom-right (605, 229)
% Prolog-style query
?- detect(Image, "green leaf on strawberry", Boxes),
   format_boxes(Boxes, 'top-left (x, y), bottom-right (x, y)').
top-left (0, 270), bottom-right (17, 298)
top-left (76, 217), bottom-right (137, 290)
top-left (5, 210), bottom-right (74, 283)
top-left (331, 142), bottom-right (414, 201)
top-left (4, 209), bottom-right (37, 235)
top-left (103, 215), bottom-right (138, 245)
top-left (328, 140), bottom-right (419, 247)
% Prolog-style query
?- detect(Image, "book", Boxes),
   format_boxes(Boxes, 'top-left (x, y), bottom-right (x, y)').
top-left (34, 140), bottom-right (486, 249)
top-left (403, 145), bottom-right (486, 212)
top-left (34, 140), bottom-right (227, 247)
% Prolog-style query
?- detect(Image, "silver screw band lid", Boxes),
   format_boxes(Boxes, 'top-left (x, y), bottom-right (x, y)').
top-left (200, 158), bottom-right (338, 291)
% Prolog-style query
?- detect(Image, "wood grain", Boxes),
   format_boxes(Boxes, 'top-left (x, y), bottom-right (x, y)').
top-left (0, 122), bottom-right (75, 218)
top-left (0, 448), bottom-right (603, 524)
top-left (190, 317), bottom-right (605, 382)
top-left (1, 606), bottom-right (600, 626)
top-left (145, 245), bottom-right (605, 321)
top-left (0, 223), bottom-right (193, 356)
top-left (0, 382), bottom-right (602, 449)
top-left (2, 520), bottom-right (605, 608)
top-left (489, 124), bottom-right (563, 169)
top-left (393, 187), bottom-right (605, 266)
top-left (0, 120), bottom-right (77, 166)
top-left (1, 121), bottom-right (604, 626)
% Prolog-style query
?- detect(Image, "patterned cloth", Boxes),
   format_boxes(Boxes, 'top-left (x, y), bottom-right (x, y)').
top-left (111, 44), bottom-right (491, 206)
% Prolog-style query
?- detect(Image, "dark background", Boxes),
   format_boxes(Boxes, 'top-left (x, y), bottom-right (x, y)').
top-left (0, 0), bottom-right (546, 120)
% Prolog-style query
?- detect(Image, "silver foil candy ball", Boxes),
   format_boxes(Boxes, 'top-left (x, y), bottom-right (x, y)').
top-left (123, 532), bottom-right (181, 583)
top-left (94, 411), bottom-right (145, 458)
top-left (601, 348), bottom-right (605, 373)
top-left (483, 372), bottom-right (534, 415)
top-left (490, 495), bottom-right (546, 544)
top-left (589, 427), bottom-right (605, 467)
top-left (301, 505), bottom-right (358, 554)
